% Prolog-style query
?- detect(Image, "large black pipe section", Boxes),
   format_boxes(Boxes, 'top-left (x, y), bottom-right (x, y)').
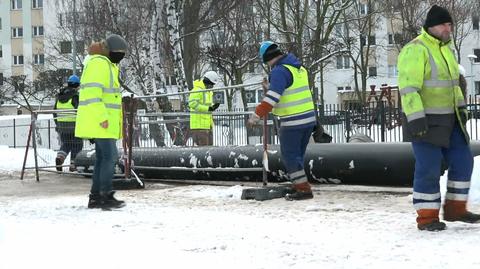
top-left (75, 142), bottom-right (480, 186)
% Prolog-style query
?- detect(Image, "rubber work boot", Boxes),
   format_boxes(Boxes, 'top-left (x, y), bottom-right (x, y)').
top-left (55, 155), bottom-right (65, 172)
top-left (285, 182), bottom-right (314, 201)
top-left (443, 200), bottom-right (480, 223)
top-left (416, 209), bottom-right (445, 231)
top-left (417, 221), bottom-right (447, 231)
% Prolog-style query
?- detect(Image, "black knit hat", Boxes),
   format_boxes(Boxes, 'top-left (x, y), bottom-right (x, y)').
top-left (262, 44), bottom-right (283, 63)
top-left (424, 5), bottom-right (453, 28)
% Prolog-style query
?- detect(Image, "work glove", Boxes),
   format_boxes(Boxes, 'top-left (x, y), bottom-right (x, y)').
top-left (407, 118), bottom-right (428, 139)
top-left (247, 113), bottom-right (261, 128)
top-left (208, 103), bottom-right (220, 112)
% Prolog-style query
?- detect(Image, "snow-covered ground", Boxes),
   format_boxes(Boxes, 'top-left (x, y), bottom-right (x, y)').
top-left (1, 147), bottom-right (480, 269)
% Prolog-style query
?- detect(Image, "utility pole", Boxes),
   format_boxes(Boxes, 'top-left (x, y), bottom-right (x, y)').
top-left (72, 0), bottom-right (77, 75)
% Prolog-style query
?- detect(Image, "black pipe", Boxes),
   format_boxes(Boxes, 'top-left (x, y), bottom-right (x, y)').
top-left (74, 142), bottom-right (480, 186)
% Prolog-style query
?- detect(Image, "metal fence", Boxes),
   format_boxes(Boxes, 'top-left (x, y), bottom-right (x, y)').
top-left (3, 100), bottom-right (480, 150)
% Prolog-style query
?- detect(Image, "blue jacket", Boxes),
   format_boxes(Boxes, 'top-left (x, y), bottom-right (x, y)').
top-left (267, 53), bottom-right (316, 129)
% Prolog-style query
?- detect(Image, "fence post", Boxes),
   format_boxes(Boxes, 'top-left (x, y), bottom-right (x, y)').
top-left (48, 119), bottom-right (51, 149)
top-left (345, 110), bottom-right (351, 142)
top-left (380, 101), bottom-right (386, 142)
top-left (13, 119), bottom-right (16, 148)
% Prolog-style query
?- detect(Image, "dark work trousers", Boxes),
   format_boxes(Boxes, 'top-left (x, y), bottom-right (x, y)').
top-left (91, 139), bottom-right (118, 194)
top-left (57, 125), bottom-right (83, 161)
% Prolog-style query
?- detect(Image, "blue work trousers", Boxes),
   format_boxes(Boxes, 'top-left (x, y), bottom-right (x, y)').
top-left (279, 126), bottom-right (314, 175)
top-left (91, 139), bottom-right (118, 194)
top-left (412, 125), bottom-right (473, 209)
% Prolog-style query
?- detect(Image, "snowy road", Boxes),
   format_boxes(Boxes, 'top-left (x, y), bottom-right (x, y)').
top-left (1, 172), bottom-right (480, 269)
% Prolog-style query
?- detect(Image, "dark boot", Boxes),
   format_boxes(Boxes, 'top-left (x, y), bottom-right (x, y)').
top-left (55, 155), bottom-right (65, 172)
top-left (417, 221), bottom-right (446, 231)
top-left (87, 193), bottom-right (104, 209)
top-left (285, 182), bottom-right (314, 201)
top-left (104, 191), bottom-right (125, 208)
top-left (444, 200), bottom-right (480, 223)
top-left (417, 209), bottom-right (445, 231)
top-left (69, 162), bottom-right (77, 172)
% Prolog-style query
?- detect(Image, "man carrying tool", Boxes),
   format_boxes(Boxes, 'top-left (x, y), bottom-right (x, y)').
top-left (188, 71), bottom-right (221, 146)
top-left (248, 41), bottom-right (316, 200)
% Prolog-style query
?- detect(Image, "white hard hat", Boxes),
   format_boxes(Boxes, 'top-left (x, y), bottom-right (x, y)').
top-left (203, 71), bottom-right (220, 85)
top-left (459, 64), bottom-right (466, 76)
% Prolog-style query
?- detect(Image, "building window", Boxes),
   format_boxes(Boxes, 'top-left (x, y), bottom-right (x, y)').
top-left (13, 55), bottom-right (24, 65)
top-left (32, 0), bottom-right (43, 8)
top-left (388, 33), bottom-right (402, 44)
top-left (360, 35), bottom-right (366, 47)
top-left (33, 54), bottom-right (44, 65)
top-left (474, 49), bottom-right (480, 63)
top-left (473, 15), bottom-right (479, 30)
top-left (388, 65), bottom-right (398, 77)
top-left (12, 27), bottom-right (23, 38)
top-left (368, 66), bottom-right (377, 77)
top-left (0, 73), bottom-right (3, 86)
top-left (60, 41), bottom-right (72, 54)
top-left (0, 18), bottom-right (2, 30)
top-left (0, 45), bottom-right (2, 58)
top-left (359, 3), bottom-right (368, 15)
top-left (245, 90), bottom-right (256, 103)
top-left (337, 87), bottom-right (344, 91)
top-left (345, 86), bottom-right (352, 91)
top-left (11, 0), bottom-right (22, 10)
top-left (336, 55), bottom-right (350, 69)
top-left (475, 81), bottom-right (480, 95)
top-left (33, 26), bottom-right (44, 36)
top-left (368, 35), bottom-right (376, 45)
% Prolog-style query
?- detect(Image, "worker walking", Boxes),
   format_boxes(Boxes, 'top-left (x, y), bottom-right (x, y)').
top-left (398, 5), bottom-right (480, 231)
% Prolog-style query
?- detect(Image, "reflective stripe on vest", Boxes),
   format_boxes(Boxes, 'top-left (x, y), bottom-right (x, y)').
top-left (56, 100), bottom-right (76, 122)
top-left (272, 65), bottom-right (314, 117)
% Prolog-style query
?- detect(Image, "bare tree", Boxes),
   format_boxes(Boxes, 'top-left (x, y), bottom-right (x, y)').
top-left (204, 0), bottom-right (262, 110)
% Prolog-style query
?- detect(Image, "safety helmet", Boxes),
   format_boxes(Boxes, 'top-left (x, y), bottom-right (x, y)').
top-left (203, 71), bottom-right (220, 85)
top-left (67, 75), bottom-right (80, 84)
top-left (259, 41), bottom-right (282, 63)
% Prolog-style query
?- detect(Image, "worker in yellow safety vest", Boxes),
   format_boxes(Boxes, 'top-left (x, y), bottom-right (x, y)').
top-left (54, 75), bottom-right (83, 172)
top-left (248, 41), bottom-right (316, 201)
top-left (75, 34), bottom-right (127, 210)
top-left (188, 71), bottom-right (221, 146)
top-left (398, 5), bottom-right (480, 231)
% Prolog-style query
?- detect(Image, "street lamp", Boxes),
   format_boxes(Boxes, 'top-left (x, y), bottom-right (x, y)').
top-left (467, 54), bottom-right (477, 97)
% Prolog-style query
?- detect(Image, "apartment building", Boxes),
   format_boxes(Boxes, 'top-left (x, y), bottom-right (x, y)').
top-left (0, 0), bottom-right (54, 82)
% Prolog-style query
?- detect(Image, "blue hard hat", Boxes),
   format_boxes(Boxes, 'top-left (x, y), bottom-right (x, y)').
top-left (67, 75), bottom-right (80, 84)
top-left (259, 41), bottom-right (282, 63)
top-left (259, 41), bottom-right (275, 59)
